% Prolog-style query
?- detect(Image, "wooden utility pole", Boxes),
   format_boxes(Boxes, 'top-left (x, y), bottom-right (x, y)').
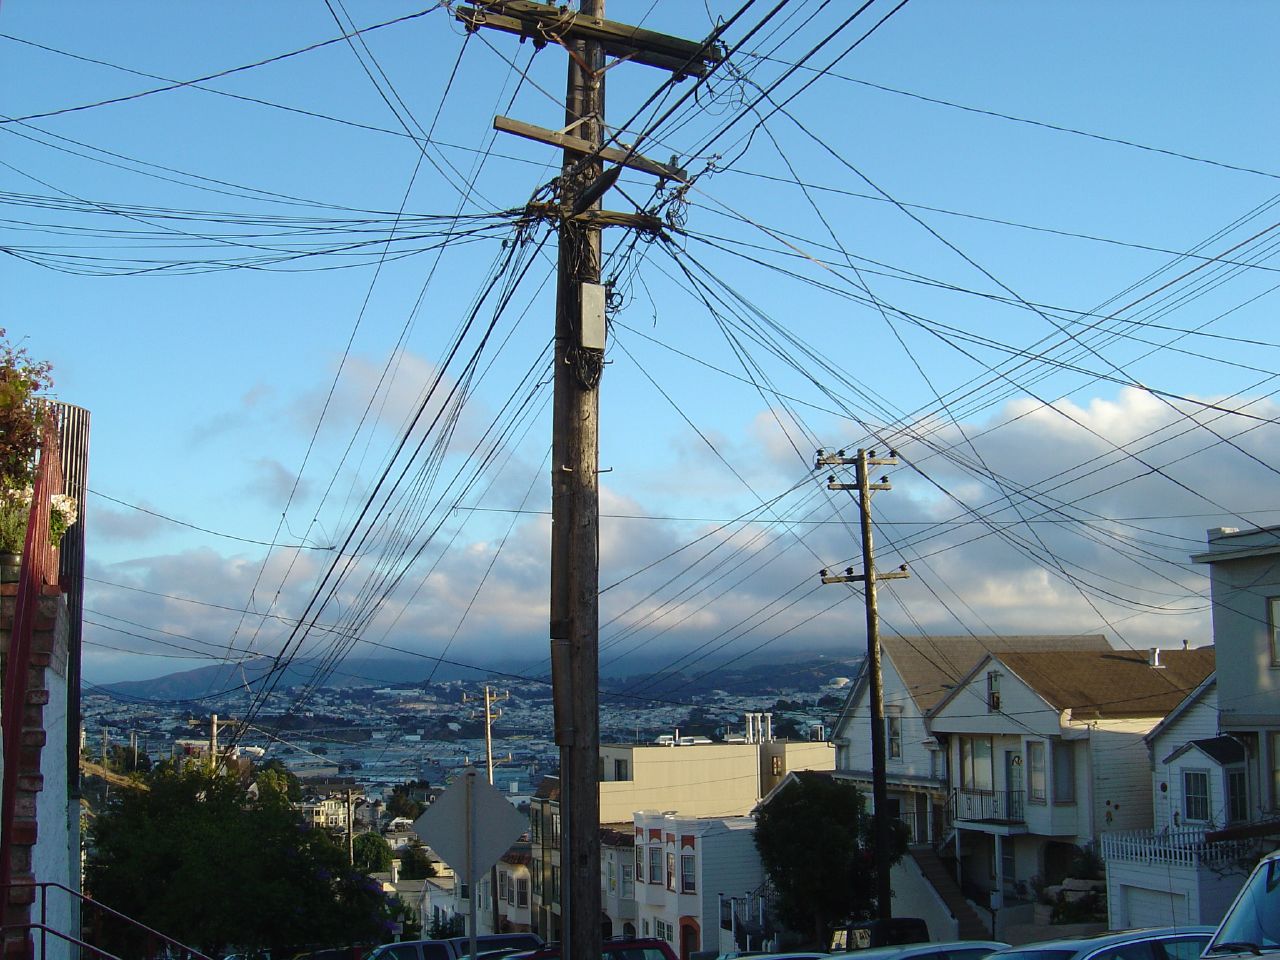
top-left (818, 448), bottom-right (909, 920)
top-left (467, 685), bottom-right (511, 932)
top-left (347, 788), bottom-right (355, 866)
top-left (456, 4), bottom-right (721, 958)
top-left (209, 713), bottom-right (218, 773)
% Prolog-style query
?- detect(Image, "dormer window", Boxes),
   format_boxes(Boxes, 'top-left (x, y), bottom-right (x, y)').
top-left (986, 671), bottom-right (1002, 712)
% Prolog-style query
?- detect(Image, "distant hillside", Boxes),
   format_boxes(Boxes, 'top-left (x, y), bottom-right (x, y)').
top-left (101, 647), bottom-right (863, 702)
top-left (101, 655), bottom-right (483, 701)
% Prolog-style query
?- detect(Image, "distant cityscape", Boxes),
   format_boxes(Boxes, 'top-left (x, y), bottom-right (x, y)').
top-left (86, 652), bottom-right (862, 801)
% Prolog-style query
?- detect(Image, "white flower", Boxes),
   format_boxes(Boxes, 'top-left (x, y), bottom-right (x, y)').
top-left (50, 493), bottom-right (77, 527)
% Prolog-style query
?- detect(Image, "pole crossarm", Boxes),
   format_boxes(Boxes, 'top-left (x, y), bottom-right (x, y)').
top-left (457, 1), bottom-right (725, 76)
top-left (523, 202), bottom-right (665, 232)
top-left (494, 115), bottom-right (687, 182)
top-left (820, 565), bottom-right (909, 585)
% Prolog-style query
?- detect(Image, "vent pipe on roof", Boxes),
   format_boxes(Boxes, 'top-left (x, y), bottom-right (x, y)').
top-left (1149, 647), bottom-right (1164, 668)
top-left (764, 713), bottom-right (774, 742)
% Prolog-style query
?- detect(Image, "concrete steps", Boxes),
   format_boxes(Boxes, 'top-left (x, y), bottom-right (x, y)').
top-left (909, 847), bottom-right (990, 940)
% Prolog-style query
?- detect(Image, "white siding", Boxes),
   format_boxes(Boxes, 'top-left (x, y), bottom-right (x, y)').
top-left (930, 658), bottom-right (1061, 738)
top-left (1090, 721), bottom-right (1158, 839)
top-left (1151, 687), bottom-right (1219, 828)
top-left (836, 658), bottom-right (938, 782)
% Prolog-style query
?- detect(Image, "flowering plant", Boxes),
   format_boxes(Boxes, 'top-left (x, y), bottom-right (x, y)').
top-left (0, 486), bottom-right (77, 554)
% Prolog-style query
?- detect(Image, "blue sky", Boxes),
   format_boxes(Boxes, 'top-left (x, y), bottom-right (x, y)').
top-left (5, 1), bottom-right (1280, 692)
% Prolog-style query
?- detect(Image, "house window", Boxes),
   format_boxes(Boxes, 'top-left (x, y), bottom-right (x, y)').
top-left (986, 671), bottom-right (1001, 712)
top-left (1027, 741), bottom-right (1046, 803)
top-left (1227, 768), bottom-right (1248, 823)
top-left (622, 862), bottom-right (635, 898)
top-left (608, 858), bottom-right (617, 893)
top-left (887, 716), bottom-right (902, 760)
top-left (550, 866), bottom-right (561, 903)
top-left (680, 854), bottom-right (696, 893)
top-left (531, 810), bottom-right (541, 842)
top-left (532, 862), bottom-right (542, 896)
top-left (666, 852), bottom-right (676, 891)
top-left (499, 871), bottom-right (508, 901)
top-left (635, 844), bottom-right (645, 882)
top-left (771, 755), bottom-right (782, 776)
top-left (516, 877), bottom-right (529, 908)
top-left (1183, 770), bottom-right (1211, 822)
top-left (642, 919), bottom-right (650, 936)
top-left (960, 736), bottom-right (994, 791)
top-left (1053, 742), bottom-right (1076, 803)
top-left (648, 845), bottom-right (663, 885)
top-left (1270, 597), bottom-right (1280, 665)
top-left (614, 758), bottom-right (630, 781)
top-left (550, 812), bottom-right (561, 846)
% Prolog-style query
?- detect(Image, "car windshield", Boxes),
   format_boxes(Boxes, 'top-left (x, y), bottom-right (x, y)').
top-left (1208, 858), bottom-right (1280, 952)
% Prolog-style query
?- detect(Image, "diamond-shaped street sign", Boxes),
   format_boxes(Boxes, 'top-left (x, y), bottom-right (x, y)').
top-left (412, 769), bottom-right (527, 884)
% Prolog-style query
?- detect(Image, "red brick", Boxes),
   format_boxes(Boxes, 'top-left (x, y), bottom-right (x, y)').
top-left (7, 820), bottom-right (36, 846)
top-left (23, 690), bottom-right (48, 706)
top-left (15, 774), bottom-right (42, 793)
top-left (18, 730), bottom-right (44, 749)
top-left (13, 793), bottom-right (35, 819)
top-left (22, 706), bottom-right (44, 728)
top-left (6, 878), bottom-right (35, 906)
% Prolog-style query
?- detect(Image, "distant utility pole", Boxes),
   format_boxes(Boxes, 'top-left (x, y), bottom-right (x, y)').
top-left (347, 788), bottom-right (355, 866)
top-left (455, 3), bottom-right (721, 957)
top-left (817, 447), bottom-right (910, 920)
top-left (467, 685), bottom-right (510, 932)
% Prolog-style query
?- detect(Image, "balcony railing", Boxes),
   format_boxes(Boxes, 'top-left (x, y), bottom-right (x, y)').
top-left (1101, 827), bottom-right (1258, 869)
top-left (952, 789), bottom-right (1025, 823)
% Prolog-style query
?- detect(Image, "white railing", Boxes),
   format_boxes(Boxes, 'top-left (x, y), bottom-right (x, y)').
top-left (1101, 827), bottom-right (1255, 868)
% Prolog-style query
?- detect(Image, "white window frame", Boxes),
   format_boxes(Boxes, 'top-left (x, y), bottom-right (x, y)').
top-left (1183, 768), bottom-right (1211, 823)
top-left (1027, 740), bottom-right (1046, 803)
top-left (887, 715), bottom-right (902, 760)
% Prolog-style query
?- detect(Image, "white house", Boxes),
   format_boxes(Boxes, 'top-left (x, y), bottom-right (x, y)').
top-left (1191, 527), bottom-right (1280, 817)
top-left (632, 810), bottom-right (763, 960)
top-left (1102, 673), bottom-right (1259, 927)
top-left (1100, 524), bottom-right (1280, 928)
top-left (833, 635), bottom-right (1111, 846)
top-left (928, 646), bottom-right (1215, 926)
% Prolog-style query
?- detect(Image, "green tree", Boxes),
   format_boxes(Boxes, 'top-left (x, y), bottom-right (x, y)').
top-left (87, 765), bottom-right (392, 957)
top-left (255, 759), bottom-right (302, 802)
top-left (753, 773), bottom-right (906, 947)
top-left (398, 839), bottom-right (438, 880)
top-left (354, 831), bottom-right (394, 874)
top-left (386, 781), bottom-right (428, 820)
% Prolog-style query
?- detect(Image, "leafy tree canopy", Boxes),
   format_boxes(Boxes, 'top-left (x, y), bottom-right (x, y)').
top-left (87, 765), bottom-right (393, 957)
top-left (354, 831), bottom-right (394, 875)
top-left (753, 773), bottom-right (905, 946)
top-left (386, 781), bottom-right (429, 820)
top-left (0, 328), bottom-right (52, 491)
top-left (398, 839), bottom-right (438, 881)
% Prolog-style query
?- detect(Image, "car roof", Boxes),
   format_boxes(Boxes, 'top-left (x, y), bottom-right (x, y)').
top-left (844, 942), bottom-right (1008, 960)
top-left (992, 928), bottom-right (1216, 956)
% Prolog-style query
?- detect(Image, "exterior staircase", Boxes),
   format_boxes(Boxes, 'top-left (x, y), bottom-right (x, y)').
top-left (909, 847), bottom-right (990, 940)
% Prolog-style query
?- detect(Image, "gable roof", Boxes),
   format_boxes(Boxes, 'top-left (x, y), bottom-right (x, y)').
top-left (1162, 735), bottom-right (1246, 767)
top-left (996, 647), bottom-right (1215, 720)
top-left (878, 634), bottom-right (1112, 715)
top-left (1144, 672), bottom-right (1215, 746)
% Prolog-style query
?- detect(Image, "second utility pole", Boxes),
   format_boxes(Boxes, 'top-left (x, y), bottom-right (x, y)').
top-left (819, 448), bottom-right (909, 920)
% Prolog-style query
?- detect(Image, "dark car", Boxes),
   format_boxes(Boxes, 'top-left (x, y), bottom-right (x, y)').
top-left (371, 935), bottom-right (544, 960)
top-left (506, 937), bottom-right (679, 960)
top-left (985, 927), bottom-right (1215, 960)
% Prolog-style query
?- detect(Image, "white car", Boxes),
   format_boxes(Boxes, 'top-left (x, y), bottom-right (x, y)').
top-left (1204, 847), bottom-right (1280, 960)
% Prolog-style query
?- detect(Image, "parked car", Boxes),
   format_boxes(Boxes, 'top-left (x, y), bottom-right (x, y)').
top-left (505, 937), bottom-right (678, 960)
top-left (830, 919), bottom-right (931, 951)
top-left (370, 934), bottom-right (543, 960)
top-left (831, 942), bottom-right (1007, 960)
top-left (985, 927), bottom-right (1215, 960)
top-left (1204, 847), bottom-right (1280, 960)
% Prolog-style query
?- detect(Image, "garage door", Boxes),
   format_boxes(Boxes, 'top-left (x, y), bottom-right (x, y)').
top-left (1125, 886), bottom-right (1189, 927)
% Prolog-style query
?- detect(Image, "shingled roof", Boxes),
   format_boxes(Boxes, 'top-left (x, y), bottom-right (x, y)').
top-left (996, 647), bottom-right (1215, 720)
top-left (880, 634), bottom-right (1112, 715)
